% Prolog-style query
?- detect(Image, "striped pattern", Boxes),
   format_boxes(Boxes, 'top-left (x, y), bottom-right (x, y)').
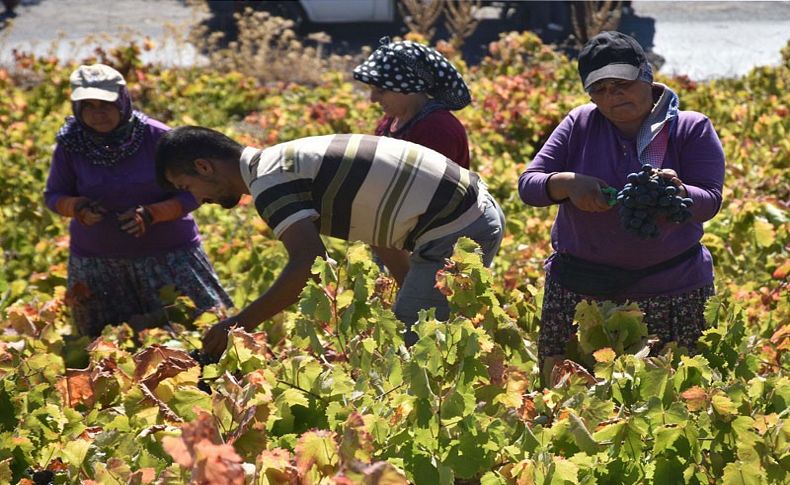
top-left (240, 134), bottom-right (485, 250)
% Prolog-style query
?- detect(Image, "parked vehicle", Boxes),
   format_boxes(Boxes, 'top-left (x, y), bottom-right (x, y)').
top-left (205, 1), bottom-right (624, 50)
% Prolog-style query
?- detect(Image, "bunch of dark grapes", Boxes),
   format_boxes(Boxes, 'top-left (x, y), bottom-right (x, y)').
top-left (189, 349), bottom-right (217, 394)
top-left (616, 163), bottom-right (694, 239)
top-left (29, 469), bottom-right (54, 485)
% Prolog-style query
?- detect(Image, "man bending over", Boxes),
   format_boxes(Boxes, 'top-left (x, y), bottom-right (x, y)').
top-left (155, 127), bottom-right (505, 357)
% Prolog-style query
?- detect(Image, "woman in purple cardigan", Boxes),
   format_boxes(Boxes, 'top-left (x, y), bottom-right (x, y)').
top-left (45, 64), bottom-right (232, 336)
top-left (518, 32), bottom-right (725, 379)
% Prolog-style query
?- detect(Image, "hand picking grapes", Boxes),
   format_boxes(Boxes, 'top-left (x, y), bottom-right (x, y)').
top-left (614, 163), bottom-right (694, 239)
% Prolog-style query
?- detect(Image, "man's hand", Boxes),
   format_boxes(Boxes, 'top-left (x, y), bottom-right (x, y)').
top-left (199, 218), bottom-right (326, 360)
top-left (201, 317), bottom-right (238, 359)
top-left (238, 218), bottom-right (325, 325)
top-left (118, 206), bottom-right (153, 237)
top-left (371, 246), bottom-right (410, 286)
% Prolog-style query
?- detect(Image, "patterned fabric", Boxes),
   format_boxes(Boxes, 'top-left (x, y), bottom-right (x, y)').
top-left (241, 134), bottom-right (487, 251)
top-left (636, 83), bottom-right (679, 168)
top-left (538, 276), bottom-right (715, 361)
top-left (637, 61), bottom-right (654, 84)
top-left (67, 245), bottom-right (233, 336)
top-left (56, 86), bottom-right (149, 167)
top-left (353, 37), bottom-right (471, 111)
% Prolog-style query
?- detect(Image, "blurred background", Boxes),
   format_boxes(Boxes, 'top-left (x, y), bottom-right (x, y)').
top-left (1, 0), bottom-right (790, 81)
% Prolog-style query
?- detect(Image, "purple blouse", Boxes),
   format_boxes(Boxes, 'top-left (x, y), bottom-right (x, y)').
top-left (45, 118), bottom-right (201, 258)
top-left (519, 104), bottom-right (725, 298)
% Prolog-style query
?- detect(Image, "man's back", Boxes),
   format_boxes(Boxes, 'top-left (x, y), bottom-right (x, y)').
top-left (241, 134), bottom-right (485, 250)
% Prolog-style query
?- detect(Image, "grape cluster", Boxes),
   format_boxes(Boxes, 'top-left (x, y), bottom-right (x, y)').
top-left (29, 469), bottom-right (54, 485)
top-left (616, 164), bottom-right (694, 239)
top-left (189, 349), bottom-right (217, 394)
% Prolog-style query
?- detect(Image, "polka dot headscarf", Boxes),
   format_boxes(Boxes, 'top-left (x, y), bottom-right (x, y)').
top-left (353, 37), bottom-right (472, 111)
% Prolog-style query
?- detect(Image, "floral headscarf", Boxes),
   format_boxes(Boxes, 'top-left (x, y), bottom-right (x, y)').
top-left (56, 84), bottom-right (148, 167)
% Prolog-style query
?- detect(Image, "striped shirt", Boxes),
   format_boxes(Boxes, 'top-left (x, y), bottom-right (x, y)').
top-left (240, 134), bottom-right (488, 250)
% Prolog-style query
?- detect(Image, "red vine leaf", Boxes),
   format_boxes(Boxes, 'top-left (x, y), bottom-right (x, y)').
top-left (163, 412), bottom-right (245, 484)
top-left (133, 344), bottom-right (197, 388)
top-left (550, 359), bottom-right (597, 388)
top-left (56, 368), bottom-right (95, 408)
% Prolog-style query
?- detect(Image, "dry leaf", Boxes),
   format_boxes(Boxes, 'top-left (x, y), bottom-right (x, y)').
top-left (57, 368), bottom-right (95, 408)
top-left (133, 345), bottom-right (197, 385)
top-left (680, 386), bottom-right (708, 412)
top-left (550, 360), bottom-right (597, 388)
top-left (163, 411), bottom-right (245, 484)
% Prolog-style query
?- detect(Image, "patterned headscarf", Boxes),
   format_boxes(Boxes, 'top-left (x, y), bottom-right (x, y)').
top-left (636, 83), bottom-right (679, 168)
top-left (56, 85), bottom-right (149, 167)
top-left (636, 62), bottom-right (654, 85)
top-left (353, 37), bottom-right (472, 111)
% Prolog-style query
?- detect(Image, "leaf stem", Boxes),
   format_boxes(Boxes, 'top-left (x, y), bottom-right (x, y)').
top-left (276, 378), bottom-right (324, 402)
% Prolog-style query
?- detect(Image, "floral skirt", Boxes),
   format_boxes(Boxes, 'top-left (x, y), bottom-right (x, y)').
top-left (67, 244), bottom-right (233, 336)
top-left (538, 276), bottom-right (715, 361)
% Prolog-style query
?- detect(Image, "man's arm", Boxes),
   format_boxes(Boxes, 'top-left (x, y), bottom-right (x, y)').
top-left (236, 219), bottom-right (326, 329)
top-left (371, 246), bottom-right (411, 287)
top-left (202, 218), bottom-right (326, 357)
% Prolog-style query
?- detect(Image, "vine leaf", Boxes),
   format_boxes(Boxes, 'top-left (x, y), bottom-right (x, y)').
top-left (56, 368), bottom-right (95, 408)
top-left (162, 412), bottom-right (245, 484)
top-left (680, 386), bottom-right (708, 412)
top-left (294, 430), bottom-right (339, 477)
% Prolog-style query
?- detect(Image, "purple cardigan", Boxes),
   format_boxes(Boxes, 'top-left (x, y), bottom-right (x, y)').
top-left (519, 104), bottom-right (725, 298)
top-left (45, 118), bottom-right (201, 258)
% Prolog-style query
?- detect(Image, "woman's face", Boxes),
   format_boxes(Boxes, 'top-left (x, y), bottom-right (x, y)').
top-left (79, 99), bottom-right (122, 133)
top-left (369, 86), bottom-right (412, 118)
top-left (588, 79), bottom-right (654, 128)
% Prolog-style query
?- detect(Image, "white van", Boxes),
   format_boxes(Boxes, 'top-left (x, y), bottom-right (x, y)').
top-left (299, 0), bottom-right (396, 23)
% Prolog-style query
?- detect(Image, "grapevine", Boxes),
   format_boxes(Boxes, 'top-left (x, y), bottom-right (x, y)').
top-left (0, 34), bottom-right (786, 485)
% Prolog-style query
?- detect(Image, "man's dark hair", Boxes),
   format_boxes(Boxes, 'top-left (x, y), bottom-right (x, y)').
top-left (155, 126), bottom-right (244, 190)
